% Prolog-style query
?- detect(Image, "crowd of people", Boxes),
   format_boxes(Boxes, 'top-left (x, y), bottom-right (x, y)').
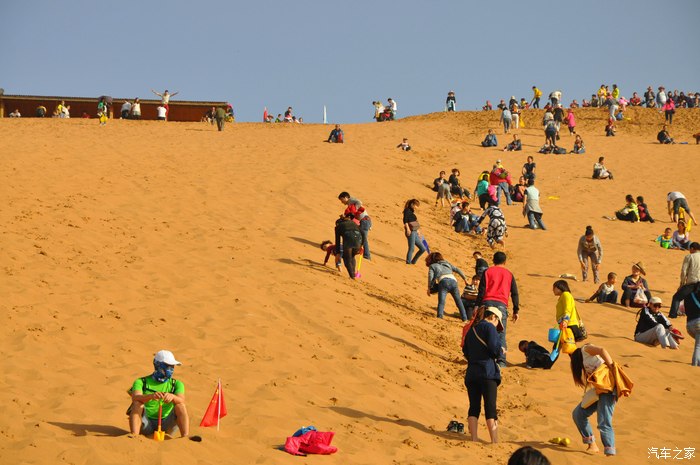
top-left (310, 85), bottom-right (700, 459)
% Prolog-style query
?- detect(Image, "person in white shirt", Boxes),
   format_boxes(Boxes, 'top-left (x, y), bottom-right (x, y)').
top-left (121, 101), bottom-right (132, 119)
top-left (156, 105), bottom-right (167, 121)
top-left (151, 89), bottom-right (179, 120)
top-left (9, 109), bottom-right (21, 117)
top-left (669, 242), bottom-right (700, 318)
top-left (131, 98), bottom-right (141, 120)
top-left (667, 191), bottom-right (698, 225)
top-left (387, 98), bottom-right (397, 119)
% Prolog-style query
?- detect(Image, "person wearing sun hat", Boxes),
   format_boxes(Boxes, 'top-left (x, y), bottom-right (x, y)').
top-left (462, 306), bottom-right (504, 444)
top-left (634, 296), bottom-right (679, 349)
top-left (128, 350), bottom-right (189, 437)
top-left (621, 262), bottom-right (651, 307)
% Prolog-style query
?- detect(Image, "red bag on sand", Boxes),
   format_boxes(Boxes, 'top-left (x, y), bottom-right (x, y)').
top-left (284, 431), bottom-right (338, 456)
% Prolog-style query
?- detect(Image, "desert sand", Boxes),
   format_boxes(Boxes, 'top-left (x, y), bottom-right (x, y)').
top-left (1, 107), bottom-right (699, 465)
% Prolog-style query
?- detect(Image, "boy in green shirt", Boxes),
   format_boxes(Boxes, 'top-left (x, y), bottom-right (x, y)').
top-left (128, 350), bottom-right (189, 437)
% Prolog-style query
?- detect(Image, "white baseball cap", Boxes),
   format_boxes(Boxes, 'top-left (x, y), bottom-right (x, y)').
top-left (154, 350), bottom-right (181, 366)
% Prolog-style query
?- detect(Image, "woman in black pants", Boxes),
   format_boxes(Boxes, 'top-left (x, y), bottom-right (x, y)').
top-left (462, 307), bottom-right (504, 443)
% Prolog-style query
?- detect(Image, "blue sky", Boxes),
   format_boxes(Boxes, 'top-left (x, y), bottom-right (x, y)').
top-left (1, 0), bottom-right (698, 123)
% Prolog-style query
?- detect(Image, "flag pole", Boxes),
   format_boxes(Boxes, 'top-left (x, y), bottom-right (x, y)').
top-left (216, 378), bottom-right (221, 431)
top-left (323, 105), bottom-right (327, 124)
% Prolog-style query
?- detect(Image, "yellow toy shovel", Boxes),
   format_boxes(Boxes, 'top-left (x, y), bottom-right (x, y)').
top-left (154, 401), bottom-right (165, 441)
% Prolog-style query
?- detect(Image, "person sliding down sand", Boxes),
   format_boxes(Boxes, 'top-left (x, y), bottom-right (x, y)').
top-left (320, 240), bottom-right (341, 271)
top-left (476, 206), bottom-right (507, 249)
top-left (396, 138), bottom-right (411, 151)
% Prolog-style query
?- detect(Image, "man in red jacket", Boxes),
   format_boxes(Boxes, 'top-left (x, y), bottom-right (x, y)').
top-left (476, 251), bottom-right (520, 367)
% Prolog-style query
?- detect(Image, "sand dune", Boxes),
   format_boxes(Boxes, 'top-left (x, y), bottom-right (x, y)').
top-left (1, 107), bottom-right (699, 465)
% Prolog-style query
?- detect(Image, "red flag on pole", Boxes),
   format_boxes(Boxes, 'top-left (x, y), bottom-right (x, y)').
top-left (200, 379), bottom-right (227, 428)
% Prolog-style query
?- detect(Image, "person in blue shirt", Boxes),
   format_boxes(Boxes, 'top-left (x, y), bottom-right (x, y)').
top-left (481, 129), bottom-right (498, 147)
top-left (326, 124), bottom-right (344, 143)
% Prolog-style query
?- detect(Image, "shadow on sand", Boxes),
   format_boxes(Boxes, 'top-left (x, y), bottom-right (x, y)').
top-left (48, 421), bottom-right (128, 437)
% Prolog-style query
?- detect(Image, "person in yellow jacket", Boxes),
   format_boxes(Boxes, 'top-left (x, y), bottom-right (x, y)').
top-left (531, 86), bottom-right (542, 108)
top-left (553, 280), bottom-right (585, 340)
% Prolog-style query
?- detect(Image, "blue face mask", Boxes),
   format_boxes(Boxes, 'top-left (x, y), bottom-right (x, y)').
top-left (152, 361), bottom-right (175, 382)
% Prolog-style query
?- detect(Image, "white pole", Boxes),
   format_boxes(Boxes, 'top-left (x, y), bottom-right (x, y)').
top-left (216, 378), bottom-right (221, 431)
top-left (323, 105), bottom-right (327, 124)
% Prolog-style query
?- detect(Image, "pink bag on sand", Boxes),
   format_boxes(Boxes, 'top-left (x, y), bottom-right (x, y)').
top-left (284, 431), bottom-right (338, 456)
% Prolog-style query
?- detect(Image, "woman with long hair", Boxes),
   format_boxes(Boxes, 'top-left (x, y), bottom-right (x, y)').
top-left (425, 252), bottom-right (468, 321)
top-left (569, 344), bottom-right (617, 456)
top-left (403, 199), bottom-right (426, 264)
top-left (553, 280), bottom-right (585, 341)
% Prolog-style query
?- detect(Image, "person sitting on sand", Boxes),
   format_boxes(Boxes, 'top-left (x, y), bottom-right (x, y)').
top-left (615, 194), bottom-right (639, 222)
top-left (672, 220), bottom-right (691, 250)
top-left (621, 262), bottom-right (651, 307)
top-left (482, 129), bottom-right (498, 147)
top-left (571, 135), bottom-right (585, 154)
top-left (636, 196), bottom-right (654, 223)
top-left (634, 296), bottom-right (679, 349)
top-left (656, 227), bottom-right (674, 249)
top-left (452, 201), bottom-right (481, 234)
top-left (502, 134), bottom-right (522, 152)
top-left (448, 168), bottom-right (470, 200)
top-left (396, 138), bottom-right (411, 151)
top-left (592, 156), bottom-right (612, 179)
top-left (482, 100), bottom-right (492, 111)
top-left (426, 252), bottom-right (469, 321)
top-left (570, 344), bottom-right (620, 456)
top-left (586, 272), bottom-right (618, 304)
top-left (462, 306), bottom-right (504, 443)
top-left (657, 125), bottom-right (674, 144)
top-left (326, 124), bottom-right (344, 143)
top-left (433, 171), bottom-right (453, 207)
top-left (9, 109), bottom-right (21, 117)
top-left (518, 340), bottom-right (554, 369)
top-left (128, 350), bottom-right (189, 438)
top-left (509, 176), bottom-right (527, 203)
top-left (320, 240), bottom-right (341, 271)
top-left (605, 118), bottom-right (616, 136)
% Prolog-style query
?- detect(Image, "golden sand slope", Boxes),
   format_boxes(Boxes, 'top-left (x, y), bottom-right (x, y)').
top-left (0, 109), bottom-right (699, 465)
